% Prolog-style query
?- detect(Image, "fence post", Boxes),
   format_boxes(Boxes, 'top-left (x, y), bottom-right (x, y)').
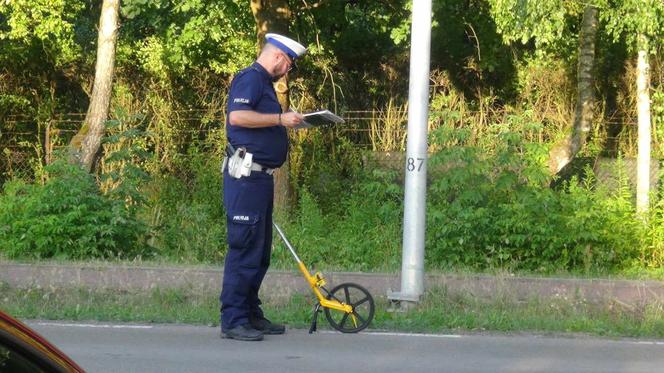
top-left (45, 120), bottom-right (51, 165)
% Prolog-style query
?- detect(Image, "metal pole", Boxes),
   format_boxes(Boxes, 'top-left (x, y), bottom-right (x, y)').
top-left (273, 223), bottom-right (302, 263)
top-left (388, 0), bottom-right (432, 305)
top-left (636, 37), bottom-right (651, 216)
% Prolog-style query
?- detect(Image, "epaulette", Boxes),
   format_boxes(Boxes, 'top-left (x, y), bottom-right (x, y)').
top-left (233, 65), bottom-right (261, 81)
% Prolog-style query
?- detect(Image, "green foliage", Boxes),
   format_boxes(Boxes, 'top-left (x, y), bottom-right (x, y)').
top-left (0, 0), bottom-right (663, 279)
top-left (119, 0), bottom-right (255, 76)
top-left (0, 0), bottom-right (94, 121)
top-left (428, 0), bottom-right (518, 96)
top-left (294, 0), bottom-right (408, 70)
top-left (101, 114), bottom-right (152, 208)
top-left (290, 0), bottom-right (411, 108)
top-left (426, 124), bottom-right (641, 273)
top-left (600, 0), bottom-right (664, 52)
top-left (0, 160), bottom-right (146, 259)
top-left (0, 0), bottom-right (84, 67)
top-left (654, 87), bottom-right (664, 155)
top-left (0, 94), bottom-right (31, 117)
top-left (291, 131), bottom-right (363, 214)
top-left (275, 169), bottom-right (402, 271)
top-left (487, 0), bottom-right (582, 58)
top-left (143, 148), bottom-right (225, 263)
top-left (638, 178), bottom-right (664, 270)
top-left (7, 285), bottom-right (664, 338)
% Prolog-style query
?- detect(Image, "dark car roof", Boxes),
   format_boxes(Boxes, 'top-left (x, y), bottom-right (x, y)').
top-left (0, 309), bottom-right (85, 372)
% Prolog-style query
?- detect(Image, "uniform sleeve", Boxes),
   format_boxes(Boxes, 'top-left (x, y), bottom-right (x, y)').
top-left (228, 71), bottom-right (262, 112)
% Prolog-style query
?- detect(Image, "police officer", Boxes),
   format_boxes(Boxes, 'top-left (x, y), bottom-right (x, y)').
top-left (220, 33), bottom-right (306, 341)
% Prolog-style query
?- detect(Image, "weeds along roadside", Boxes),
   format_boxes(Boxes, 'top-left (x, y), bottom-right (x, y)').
top-left (2, 120), bottom-right (664, 278)
top-left (2, 77), bottom-right (664, 335)
top-left (2, 283), bottom-right (663, 339)
top-left (1, 58), bottom-right (664, 277)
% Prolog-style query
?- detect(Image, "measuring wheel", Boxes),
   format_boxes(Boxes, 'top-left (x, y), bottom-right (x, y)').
top-left (324, 282), bottom-right (375, 333)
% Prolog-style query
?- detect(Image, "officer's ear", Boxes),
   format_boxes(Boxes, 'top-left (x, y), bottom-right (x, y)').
top-left (276, 52), bottom-right (288, 64)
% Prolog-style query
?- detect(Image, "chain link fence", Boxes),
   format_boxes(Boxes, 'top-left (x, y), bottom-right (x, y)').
top-left (1, 110), bottom-right (405, 183)
top-left (2, 114), bottom-right (82, 183)
top-left (1, 110), bottom-right (656, 190)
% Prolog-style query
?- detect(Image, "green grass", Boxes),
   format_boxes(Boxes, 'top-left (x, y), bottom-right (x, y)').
top-left (3, 253), bottom-right (664, 281)
top-left (2, 283), bottom-right (663, 339)
top-left (383, 287), bottom-right (664, 338)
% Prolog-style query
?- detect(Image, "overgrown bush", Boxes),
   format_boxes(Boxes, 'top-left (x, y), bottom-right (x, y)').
top-left (0, 160), bottom-right (147, 259)
top-left (639, 186), bottom-right (664, 272)
top-left (142, 148), bottom-right (226, 263)
top-left (289, 130), bottom-right (364, 215)
top-left (276, 169), bottom-right (402, 271)
top-left (275, 122), bottom-right (658, 275)
top-left (426, 124), bottom-right (642, 273)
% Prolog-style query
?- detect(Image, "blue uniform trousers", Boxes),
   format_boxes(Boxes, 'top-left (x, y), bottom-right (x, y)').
top-left (220, 170), bottom-right (273, 330)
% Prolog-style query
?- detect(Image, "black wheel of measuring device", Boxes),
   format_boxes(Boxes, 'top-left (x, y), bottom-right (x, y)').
top-left (323, 282), bottom-right (375, 333)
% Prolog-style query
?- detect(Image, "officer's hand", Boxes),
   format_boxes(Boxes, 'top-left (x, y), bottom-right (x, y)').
top-left (280, 112), bottom-right (304, 128)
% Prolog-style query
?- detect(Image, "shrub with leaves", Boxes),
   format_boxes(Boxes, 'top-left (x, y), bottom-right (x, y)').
top-left (426, 124), bottom-right (641, 273)
top-left (0, 160), bottom-right (147, 259)
top-left (142, 147), bottom-right (226, 263)
top-left (278, 169), bottom-right (403, 271)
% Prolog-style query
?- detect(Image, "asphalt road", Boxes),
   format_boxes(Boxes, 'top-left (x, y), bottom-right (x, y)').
top-left (29, 321), bottom-right (664, 373)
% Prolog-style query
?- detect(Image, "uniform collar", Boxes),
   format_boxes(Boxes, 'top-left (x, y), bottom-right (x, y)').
top-left (251, 62), bottom-right (272, 81)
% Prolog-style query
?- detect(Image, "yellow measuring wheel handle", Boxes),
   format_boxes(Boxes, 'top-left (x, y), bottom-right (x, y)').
top-left (298, 262), bottom-right (329, 290)
top-left (297, 261), bottom-right (354, 314)
top-left (313, 272), bottom-right (327, 287)
top-left (350, 313), bottom-right (358, 327)
top-left (320, 298), bottom-right (353, 314)
top-left (298, 262), bottom-right (317, 287)
top-left (274, 223), bottom-right (374, 333)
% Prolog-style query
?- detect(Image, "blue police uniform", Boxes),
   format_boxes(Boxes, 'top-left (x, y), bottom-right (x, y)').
top-left (220, 62), bottom-right (288, 330)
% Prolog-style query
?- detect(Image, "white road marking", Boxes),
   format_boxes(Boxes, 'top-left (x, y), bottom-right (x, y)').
top-left (632, 341), bottom-right (664, 346)
top-left (320, 330), bottom-right (462, 338)
top-left (30, 323), bottom-right (664, 345)
top-left (34, 322), bottom-right (153, 329)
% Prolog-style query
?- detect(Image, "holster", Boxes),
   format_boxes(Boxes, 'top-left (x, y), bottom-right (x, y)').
top-left (223, 144), bottom-right (253, 179)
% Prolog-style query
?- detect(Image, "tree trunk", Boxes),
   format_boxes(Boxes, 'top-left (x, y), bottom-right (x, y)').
top-left (250, 0), bottom-right (290, 43)
top-left (636, 34), bottom-right (651, 215)
top-left (549, 6), bottom-right (598, 174)
top-left (251, 0), bottom-right (292, 214)
top-left (251, 0), bottom-right (290, 109)
top-left (69, 0), bottom-right (120, 173)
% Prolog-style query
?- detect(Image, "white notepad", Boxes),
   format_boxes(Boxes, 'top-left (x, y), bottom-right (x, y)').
top-left (294, 110), bottom-right (345, 129)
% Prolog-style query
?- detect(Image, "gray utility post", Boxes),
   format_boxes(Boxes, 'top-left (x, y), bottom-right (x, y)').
top-left (388, 0), bottom-right (432, 307)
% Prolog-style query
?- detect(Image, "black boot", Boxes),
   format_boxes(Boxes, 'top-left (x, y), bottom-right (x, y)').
top-left (221, 324), bottom-right (264, 341)
top-left (249, 316), bottom-right (286, 335)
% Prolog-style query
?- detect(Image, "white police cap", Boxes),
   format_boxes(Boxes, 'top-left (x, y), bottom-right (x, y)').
top-left (265, 33), bottom-right (307, 59)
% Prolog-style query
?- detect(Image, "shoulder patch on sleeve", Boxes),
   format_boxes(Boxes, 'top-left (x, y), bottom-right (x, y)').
top-left (228, 67), bottom-right (263, 111)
